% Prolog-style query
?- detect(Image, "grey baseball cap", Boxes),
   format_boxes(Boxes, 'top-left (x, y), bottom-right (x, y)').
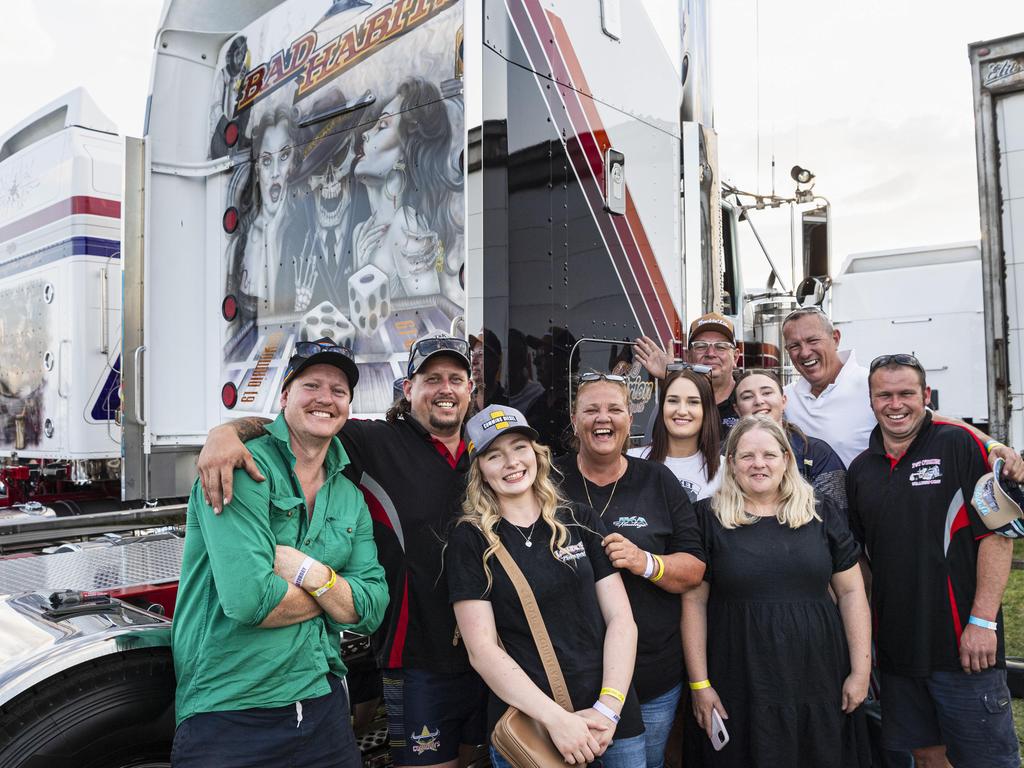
top-left (465, 406), bottom-right (539, 459)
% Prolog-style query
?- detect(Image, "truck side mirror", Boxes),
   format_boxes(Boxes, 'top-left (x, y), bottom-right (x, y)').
top-left (801, 204), bottom-right (831, 280)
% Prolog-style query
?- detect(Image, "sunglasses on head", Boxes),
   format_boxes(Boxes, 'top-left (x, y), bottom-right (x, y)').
top-left (293, 340), bottom-right (354, 359)
top-left (667, 362), bottom-right (713, 375)
top-left (577, 372), bottom-right (627, 384)
top-left (408, 336), bottom-right (471, 377)
top-left (869, 353), bottom-right (924, 373)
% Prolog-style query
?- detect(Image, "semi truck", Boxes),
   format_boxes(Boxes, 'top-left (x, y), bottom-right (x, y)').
top-left (0, 1), bottom-right (827, 765)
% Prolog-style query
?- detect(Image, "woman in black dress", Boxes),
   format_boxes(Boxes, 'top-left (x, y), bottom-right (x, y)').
top-left (447, 406), bottom-right (645, 767)
top-left (681, 415), bottom-right (872, 767)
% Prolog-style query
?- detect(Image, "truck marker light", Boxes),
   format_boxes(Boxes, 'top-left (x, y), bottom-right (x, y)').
top-left (224, 121), bottom-right (239, 148)
top-left (222, 207), bottom-right (239, 234)
top-left (221, 382), bottom-right (238, 409)
top-left (221, 295), bottom-right (238, 322)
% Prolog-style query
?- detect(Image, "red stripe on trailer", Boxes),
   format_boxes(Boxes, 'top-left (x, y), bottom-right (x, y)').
top-left (543, 8), bottom-right (681, 343)
top-left (505, 0), bottom-right (663, 341)
top-left (0, 195), bottom-right (121, 243)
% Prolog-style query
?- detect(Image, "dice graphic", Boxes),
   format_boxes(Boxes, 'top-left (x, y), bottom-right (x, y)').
top-left (348, 265), bottom-right (390, 336)
top-left (300, 301), bottom-right (355, 348)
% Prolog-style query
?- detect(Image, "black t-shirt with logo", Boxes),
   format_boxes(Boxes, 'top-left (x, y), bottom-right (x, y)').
top-left (847, 413), bottom-right (1003, 676)
top-left (718, 398), bottom-right (740, 440)
top-left (554, 454), bottom-right (705, 701)
top-left (446, 503), bottom-right (643, 738)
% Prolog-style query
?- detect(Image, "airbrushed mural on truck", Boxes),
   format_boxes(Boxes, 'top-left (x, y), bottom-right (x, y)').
top-left (215, 0), bottom-right (465, 418)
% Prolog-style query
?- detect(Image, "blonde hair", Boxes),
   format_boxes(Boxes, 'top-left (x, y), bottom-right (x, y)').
top-left (459, 439), bottom-right (572, 593)
top-left (570, 374), bottom-right (631, 455)
top-left (712, 415), bottom-right (819, 529)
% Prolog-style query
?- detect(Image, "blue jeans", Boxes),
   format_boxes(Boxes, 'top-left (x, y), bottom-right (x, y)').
top-left (881, 668), bottom-right (1019, 767)
top-left (639, 683), bottom-right (682, 768)
top-left (489, 734), bottom-right (646, 768)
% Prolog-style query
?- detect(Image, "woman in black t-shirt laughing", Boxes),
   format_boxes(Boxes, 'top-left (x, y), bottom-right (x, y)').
top-left (446, 406), bottom-right (644, 767)
top-left (554, 373), bottom-right (707, 768)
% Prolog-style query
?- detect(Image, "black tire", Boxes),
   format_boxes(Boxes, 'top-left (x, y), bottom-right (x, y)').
top-left (0, 648), bottom-right (175, 768)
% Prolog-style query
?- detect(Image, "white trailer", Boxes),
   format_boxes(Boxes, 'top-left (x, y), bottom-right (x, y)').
top-left (970, 33), bottom-right (1024, 445)
top-left (830, 242), bottom-right (988, 424)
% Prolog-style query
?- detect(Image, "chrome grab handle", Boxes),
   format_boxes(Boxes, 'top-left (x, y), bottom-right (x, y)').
top-left (133, 345), bottom-right (146, 426)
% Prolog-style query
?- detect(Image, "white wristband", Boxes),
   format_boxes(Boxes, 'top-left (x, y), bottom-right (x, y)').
top-left (294, 556), bottom-right (315, 588)
top-left (968, 615), bottom-right (998, 631)
top-left (642, 551), bottom-right (655, 579)
top-left (592, 699), bottom-right (620, 723)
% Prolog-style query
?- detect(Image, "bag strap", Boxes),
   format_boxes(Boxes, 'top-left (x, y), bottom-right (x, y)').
top-left (492, 541), bottom-right (574, 712)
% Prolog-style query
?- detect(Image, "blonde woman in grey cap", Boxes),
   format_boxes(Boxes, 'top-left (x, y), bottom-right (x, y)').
top-left (446, 406), bottom-right (645, 768)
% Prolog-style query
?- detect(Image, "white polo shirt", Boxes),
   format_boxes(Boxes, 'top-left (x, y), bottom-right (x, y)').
top-left (783, 349), bottom-right (876, 467)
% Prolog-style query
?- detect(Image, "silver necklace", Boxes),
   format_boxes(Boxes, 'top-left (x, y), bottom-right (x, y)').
top-left (579, 457), bottom-right (622, 517)
top-left (507, 519), bottom-right (538, 547)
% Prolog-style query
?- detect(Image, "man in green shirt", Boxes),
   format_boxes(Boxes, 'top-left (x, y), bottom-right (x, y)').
top-left (171, 339), bottom-right (388, 768)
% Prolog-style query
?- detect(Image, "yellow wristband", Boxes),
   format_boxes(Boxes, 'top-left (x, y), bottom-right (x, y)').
top-left (689, 679), bottom-right (711, 691)
top-left (599, 687), bottom-right (626, 704)
top-left (308, 567), bottom-right (337, 598)
top-left (650, 554), bottom-right (666, 583)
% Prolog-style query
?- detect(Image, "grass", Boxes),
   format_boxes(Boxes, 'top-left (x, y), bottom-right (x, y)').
top-left (1008, 540), bottom-right (1023, 751)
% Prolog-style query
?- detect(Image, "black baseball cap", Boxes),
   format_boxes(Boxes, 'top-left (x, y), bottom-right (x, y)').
top-left (282, 338), bottom-right (359, 391)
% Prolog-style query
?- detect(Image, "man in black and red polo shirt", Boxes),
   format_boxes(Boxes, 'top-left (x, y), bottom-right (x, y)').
top-left (847, 354), bottom-right (1017, 768)
top-left (199, 333), bottom-right (484, 768)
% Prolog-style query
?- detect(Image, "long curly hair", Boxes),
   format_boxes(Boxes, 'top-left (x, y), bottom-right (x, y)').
top-left (393, 77), bottom-right (461, 253)
top-left (712, 415), bottom-right (818, 530)
top-left (458, 440), bottom-right (572, 594)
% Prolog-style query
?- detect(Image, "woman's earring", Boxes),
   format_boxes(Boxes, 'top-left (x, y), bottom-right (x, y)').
top-left (385, 160), bottom-right (407, 208)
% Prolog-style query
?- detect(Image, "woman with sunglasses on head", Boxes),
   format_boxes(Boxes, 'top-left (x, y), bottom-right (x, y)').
top-left (733, 369), bottom-right (848, 516)
top-left (553, 372), bottom-right (706, 768)
top-left (628, 367), bottom-right (722, 503)
top-left (446, 406), bottom-right (644, 767)
top-left (681, 415), bottom-right (871, 767)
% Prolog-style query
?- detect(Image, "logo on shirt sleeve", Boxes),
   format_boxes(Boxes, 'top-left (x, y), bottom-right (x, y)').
top-left (909, 459), bottom-right (942, 486)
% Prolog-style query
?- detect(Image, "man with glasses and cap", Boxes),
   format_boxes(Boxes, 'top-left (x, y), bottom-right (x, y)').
top-left (197, 332), bottom-right (485, 768)
top-left (846, 353), bottom-right (1018, 768)
top-left (635, 312), bottom-right (742, 438)
top-left (172, 340), bottom-right (387, 767)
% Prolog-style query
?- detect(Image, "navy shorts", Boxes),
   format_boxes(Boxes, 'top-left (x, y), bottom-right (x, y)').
top-left (880, 668), bottom-right (1018, 767)
top-left (382, 667), bottom-right (487, 766)
top-left (172, 674), bottom-right (360, 768)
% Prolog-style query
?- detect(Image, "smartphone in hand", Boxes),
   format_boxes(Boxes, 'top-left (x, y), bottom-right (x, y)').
top-left (710, 708), bottom-right (730, 751)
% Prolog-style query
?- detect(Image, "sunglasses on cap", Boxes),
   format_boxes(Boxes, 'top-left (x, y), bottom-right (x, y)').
top-left (869, 353), bottom-right (924, 374)
top-left (667, 362), bottom-right (714, 375)
top-left (577, 372), bottom-right (627, 384)
top-left (294, 340), bottom-right (354, 359)
top-left (407, 335), bottom-right (471, 378)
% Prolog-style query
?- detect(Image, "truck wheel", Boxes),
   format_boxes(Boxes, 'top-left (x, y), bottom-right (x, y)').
top-left (0, 648), bottom-right (175, 768)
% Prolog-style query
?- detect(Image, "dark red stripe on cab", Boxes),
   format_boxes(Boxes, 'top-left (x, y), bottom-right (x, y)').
top-left (0, 195), bottom-right (120, 244)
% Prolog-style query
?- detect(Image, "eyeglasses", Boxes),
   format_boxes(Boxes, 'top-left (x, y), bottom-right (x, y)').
top-left (577, 372), bottom-right (627, 384)
top-left (667, 362), bottom-right (713, 375)
top-left (869, 353), bottom-right (925, 374)
top-left (689, 341), bottom-right (735, 353)
top-left (294, 340), bottom-right (354, 359)
top-left (407, 335), bottom-right (471, 377)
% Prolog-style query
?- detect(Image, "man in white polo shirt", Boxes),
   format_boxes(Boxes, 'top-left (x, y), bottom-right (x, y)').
top-left (782, 307), bottom-right (1024, 477)
top-left (781, 308), bottom-right (874, 467)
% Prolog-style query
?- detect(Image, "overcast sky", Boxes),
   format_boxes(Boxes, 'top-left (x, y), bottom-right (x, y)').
top-left (2, 0), bottom-right (1023, 282)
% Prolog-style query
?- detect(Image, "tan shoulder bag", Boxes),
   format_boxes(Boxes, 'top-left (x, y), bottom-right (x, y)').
top-left (489, 542), bottom-right (575, 768)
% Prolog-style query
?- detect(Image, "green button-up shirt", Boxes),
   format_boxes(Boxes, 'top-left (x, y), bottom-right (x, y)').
top-left (172, 413), bottom-right (387, 725)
